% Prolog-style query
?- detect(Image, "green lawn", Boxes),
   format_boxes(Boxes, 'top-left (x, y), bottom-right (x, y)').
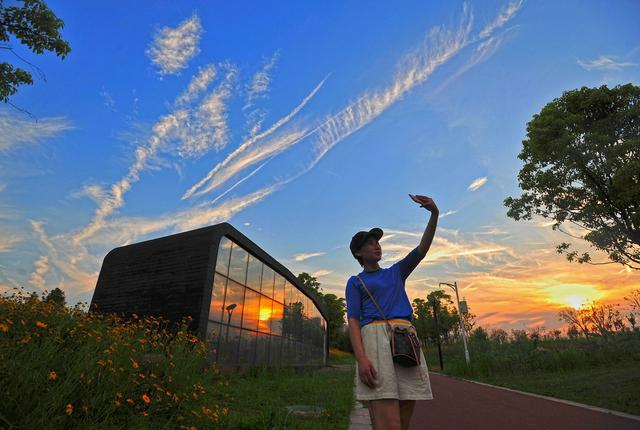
top-left (470, 364), bottom-right (640, 416)
top-left (217, 364), bottom-right (355, 430)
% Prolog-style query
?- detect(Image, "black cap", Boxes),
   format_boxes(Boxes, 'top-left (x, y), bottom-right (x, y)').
top-left (350, 228), bottom-right (383, 259)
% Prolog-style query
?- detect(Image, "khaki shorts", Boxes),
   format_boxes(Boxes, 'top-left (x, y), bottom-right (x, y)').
top-left (355, 319), bottom-right (433, 401)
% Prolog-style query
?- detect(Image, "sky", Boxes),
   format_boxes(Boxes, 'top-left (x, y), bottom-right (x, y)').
top-left (1, 0), bottom-right (639, 331)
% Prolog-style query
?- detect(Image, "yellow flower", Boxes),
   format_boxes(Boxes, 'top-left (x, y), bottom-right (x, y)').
top-left (35, 321), bottom-right (47, 328)
top-left (48, 371), bottom-right (57, 380)
top-left (142, 394), bottom-right (151, 404)
top-left (66, 404), bottom-right (73, 415)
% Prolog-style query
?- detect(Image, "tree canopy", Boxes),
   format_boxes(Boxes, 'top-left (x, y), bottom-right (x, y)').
top-left (504, 83), bottom-right (640, 269)
top-left (1, 0), bottom-right (71, 102)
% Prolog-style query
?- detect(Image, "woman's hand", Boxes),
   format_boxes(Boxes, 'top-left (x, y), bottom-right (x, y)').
top-left (357, 356), bottom-right (378, 388)
top-left (409, 194), bottom-right (439, 214)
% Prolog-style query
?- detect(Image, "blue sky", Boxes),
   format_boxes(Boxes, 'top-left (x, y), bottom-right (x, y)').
top-left (1, 0), bottom-right (639, 330)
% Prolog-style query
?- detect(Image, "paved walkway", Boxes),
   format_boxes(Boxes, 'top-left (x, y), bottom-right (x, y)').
top-left (348, 371), bottom-right (640, 430)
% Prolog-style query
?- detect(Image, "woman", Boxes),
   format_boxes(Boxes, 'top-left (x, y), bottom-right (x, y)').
top-left (345, 194), bottom-right (438, 430)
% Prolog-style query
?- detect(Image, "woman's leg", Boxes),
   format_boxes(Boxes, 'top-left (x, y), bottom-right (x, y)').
top-left (399, 400), bottom-right (416, 430)
top-left (369, 399), bottom-right (401, 430)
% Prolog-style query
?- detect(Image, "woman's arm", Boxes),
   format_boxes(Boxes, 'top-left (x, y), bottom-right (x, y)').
top-left (409, 195), bottom-right (439, 258)
top-left (348, 317), bottom-right (377, 388)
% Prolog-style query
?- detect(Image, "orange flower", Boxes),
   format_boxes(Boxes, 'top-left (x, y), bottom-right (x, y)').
top-left (142, 394), bottom-right (151, 404)
top-left (222, 407), bottom-right (228, 415)
top-left (114, 400), bottom-right (121, 407)
top-left (0, 323), bottom-right (8, 332)
top-left (35, 321), bottom-right (47, 328)
top-left (48, 371), bottom-right (57, 380)
top-left (131, 358), bottom-right (139, 369)
top-left (65, 404), bottom-right (73, 415)
top-left (126, 398), bottom-right (134, 405)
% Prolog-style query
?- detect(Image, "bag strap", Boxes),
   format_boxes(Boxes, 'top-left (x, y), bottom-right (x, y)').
top-left (355, 275), bottom-right (393, 334)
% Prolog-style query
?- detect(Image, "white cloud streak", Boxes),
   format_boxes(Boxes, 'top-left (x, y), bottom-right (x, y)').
top-left (0, 111), bottom-right (73, 152)
top-left (146, 14), bottom-right (202, 76)
top-left (577, 55), bottom-right (637, 71)
top-left (176, 65), bottom-right (217, 105)
top-left (467, 176), bottom-right (487, 191)
top-left (29, 256), bottom-right (49, 290)
top-left (244, 51), bottom-right (280, 110)
top-left (479, 0), bottom-right (523, 39)
top-left (183, 76), bottom-right (328, 199)
top-left (293, 252), bottom-right (326, 262)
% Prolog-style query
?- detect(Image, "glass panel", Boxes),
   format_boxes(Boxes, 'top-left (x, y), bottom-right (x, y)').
top-left (246, 254), bottom-right (263, 292)
top-left (255, 332), bottom-right (270, 366)
top-left (242, 289), bottom-right (261, 332)
top-left (209, 273), bottom-right (227, 323)
top-left (269, 335), bottom-right (282, 366)
top-left (257, 296), bottom-right (273, 333)
top-left (284, 280), bottom-right (294, 306)
top-left (238, 330), bottom-right (256, 366)
top-left (215, 236), bottom-right (233, 276)
top-left (228, 243), bottom-right (248, 285)
top-left (271, 301), bottom-right (283, 336)
top-left (274, 275), bottom-right (286, 304)
top-left (218, 326), bottom-right (240, 366)
top-left (261, 265), bottom-right (275, 299)
top-left (222, 280), bottom-right (244, 328)
top-left (206, 320), bottom-right (222, 363)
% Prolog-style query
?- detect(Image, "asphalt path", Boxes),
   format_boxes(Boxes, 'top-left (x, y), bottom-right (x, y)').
top-left (410, 372), bottom-right (639, 430)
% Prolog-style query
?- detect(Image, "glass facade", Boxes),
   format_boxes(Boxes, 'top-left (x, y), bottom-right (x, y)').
top-left (207, 236), bottom-right (327, 367)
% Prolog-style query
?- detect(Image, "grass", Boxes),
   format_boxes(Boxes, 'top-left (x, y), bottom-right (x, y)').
top-left (424, 333), bottom-right (640, 416)
top-left (0, 290), bottom-right (355, 429)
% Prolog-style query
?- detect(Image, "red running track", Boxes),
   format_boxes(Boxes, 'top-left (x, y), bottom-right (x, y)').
top-left (409, 373), bottom-right (639, 430)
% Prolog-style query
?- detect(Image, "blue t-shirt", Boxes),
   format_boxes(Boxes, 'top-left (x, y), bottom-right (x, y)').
top-left (345, 246), bottom-right (422, 326)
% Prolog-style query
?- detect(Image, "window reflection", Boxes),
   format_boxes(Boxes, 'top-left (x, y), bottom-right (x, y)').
top-left (222, 280), bottom-right (244, 327)
top-left (246, 255), bottom-right (263, 292)
top-left (216, 237), bottom-right (233, 276)
top-left (242, 289), bottom-right (260, 332)
top-left (209, 273), bottom-right (227, 323)
top-left (257, 296), bottom-right (273, 333)
top-left (209, 236), bottom-right (328, 368)
top-left (228, 244), bottom-right (248, 285)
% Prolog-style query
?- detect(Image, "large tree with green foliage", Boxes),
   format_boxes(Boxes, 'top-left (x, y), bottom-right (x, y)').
top-left (1, 0), bottom-right (71, 103)
top-left (504, 84), bottom-right (640, 269)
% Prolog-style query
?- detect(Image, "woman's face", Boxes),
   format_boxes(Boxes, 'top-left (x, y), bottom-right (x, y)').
top-left (357, 236), bottom-right (382, 263)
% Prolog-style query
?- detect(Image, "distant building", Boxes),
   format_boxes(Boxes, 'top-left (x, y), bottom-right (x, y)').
top-left (90, 223), bottom-right (328, 367)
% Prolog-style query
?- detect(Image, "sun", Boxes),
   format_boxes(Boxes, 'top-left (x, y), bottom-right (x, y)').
top-left (546, 284), bottom-right (604, 309)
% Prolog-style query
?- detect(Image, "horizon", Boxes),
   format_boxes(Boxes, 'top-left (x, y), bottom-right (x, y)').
top-left (1, 0), bottom-right (638, 332)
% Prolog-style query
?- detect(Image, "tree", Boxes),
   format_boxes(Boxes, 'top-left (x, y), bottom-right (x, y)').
top-left (624, 289), bottom-right (640, 310)
top-left (1, 0), bottom-right (71, 103)
top-left (504, 84), bottom-right (640, 269)
top-left (296, 272), bottom-right (348, 349)
top-left (44, 287), bottom-right (65, 307)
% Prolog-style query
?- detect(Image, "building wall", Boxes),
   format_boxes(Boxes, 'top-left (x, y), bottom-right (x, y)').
top-left (207, 236), bottom-right (326, 367)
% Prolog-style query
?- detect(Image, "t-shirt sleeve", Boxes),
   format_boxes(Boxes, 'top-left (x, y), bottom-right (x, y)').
top-left (345, 276), bottom-right (361, 321)
top-left (393, 246), bottom-right (423, 281)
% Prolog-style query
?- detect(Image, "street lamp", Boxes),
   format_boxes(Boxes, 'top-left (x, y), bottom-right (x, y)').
top-left (439, 282), bottom-right (470, 365)
top-left (225, 303), bottom-right (237, 346)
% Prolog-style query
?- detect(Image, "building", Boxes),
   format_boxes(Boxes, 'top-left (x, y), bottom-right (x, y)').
top-left (89, 223), bottom-right (328, 367)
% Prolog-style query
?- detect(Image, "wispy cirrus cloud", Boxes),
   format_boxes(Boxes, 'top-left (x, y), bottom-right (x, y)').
top-left (175, 65), bottom-right (217, 106)
top-left (292, 252), bottom-right (326, 262)
top-left (29, 256), bottom-right (49, 290)
top-left (577, 55), bottom-right (637, 71)
top-left (0, 235), bottom-right (21, 252)
top-left (244, 51), bottom-right (280, 110)
top-left (0, 111), bottom-right (73, 153)
top-left (479, 0), bottom-right (522, 39)
top-left (146, 14), bottom-right (202, 76)
top-left (467, 176), bottom-right (487, 191)
top-left (183, 77), bottom-right (328, 199)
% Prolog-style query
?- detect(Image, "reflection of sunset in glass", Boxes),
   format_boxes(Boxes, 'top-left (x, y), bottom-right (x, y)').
top-left (258, 306), bottom-right (272, 331)
top-left (546, 284), bottom-right (604, 309)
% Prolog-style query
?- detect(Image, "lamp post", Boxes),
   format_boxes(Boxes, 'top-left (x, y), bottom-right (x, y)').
top-left (439, 282), bottom-right (470, 365)
top-left (225, 303), bottom-right (237, 346)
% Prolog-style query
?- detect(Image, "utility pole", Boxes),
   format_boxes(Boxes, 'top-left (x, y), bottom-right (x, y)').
top-left (440, 282), bottom-right (470, 365)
